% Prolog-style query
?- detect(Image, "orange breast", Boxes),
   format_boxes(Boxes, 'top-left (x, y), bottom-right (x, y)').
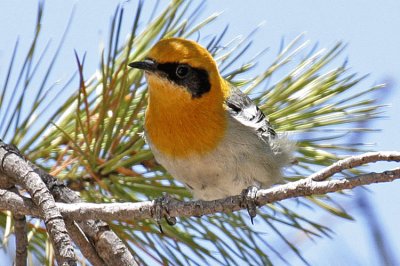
top-left (145, 74), bottom-right (228, 158)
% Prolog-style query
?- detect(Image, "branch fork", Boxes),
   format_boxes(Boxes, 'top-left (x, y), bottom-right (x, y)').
top-left (0, 138), bottom-right (399, 265)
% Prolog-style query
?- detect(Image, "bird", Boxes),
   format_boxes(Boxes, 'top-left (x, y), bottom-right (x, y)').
top-left (129, 38), bottom-right (293, 220)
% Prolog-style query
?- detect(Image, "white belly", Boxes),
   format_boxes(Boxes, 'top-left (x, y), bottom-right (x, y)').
top-left (146, 117), bottom-right (288, 200)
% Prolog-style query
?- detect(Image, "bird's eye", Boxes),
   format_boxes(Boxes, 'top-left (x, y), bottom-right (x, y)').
top-left (176, 65), bottom-right (190, 79)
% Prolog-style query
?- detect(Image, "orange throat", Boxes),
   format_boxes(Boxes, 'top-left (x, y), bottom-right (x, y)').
top-left (144, 74), bottom-right (228, 158)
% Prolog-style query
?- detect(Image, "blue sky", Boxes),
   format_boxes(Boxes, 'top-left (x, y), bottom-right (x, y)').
top-left (208, 2), bottom-right (400, 264)
top-left (1, 0), bottom-right (399, 265)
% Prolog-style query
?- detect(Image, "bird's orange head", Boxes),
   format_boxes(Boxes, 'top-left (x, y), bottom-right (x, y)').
top-left (130, 38), bottom-right (228, 100)
top-left (129, 38), bottom-right (230, 157)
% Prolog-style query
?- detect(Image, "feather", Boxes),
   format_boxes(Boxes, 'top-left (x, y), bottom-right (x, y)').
top-left (225, 86), bottom-right (276, 140)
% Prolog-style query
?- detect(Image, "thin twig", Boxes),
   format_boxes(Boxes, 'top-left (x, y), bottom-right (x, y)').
top-left (13, 214), bottom-right (27, 266)
top-left (64, 220), bottom-right (105, 266)
top-left (308, 151), bottom-right (400, 181)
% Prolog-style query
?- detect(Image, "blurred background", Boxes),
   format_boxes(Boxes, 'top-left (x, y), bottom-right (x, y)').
top-left (0, 0), bottom-right (399, 265)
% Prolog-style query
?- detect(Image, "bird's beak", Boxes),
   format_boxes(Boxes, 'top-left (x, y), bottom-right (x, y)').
top-left (128, 59), bottom-right (156, 72)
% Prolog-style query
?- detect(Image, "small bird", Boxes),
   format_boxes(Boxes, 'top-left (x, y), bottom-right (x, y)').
top-left (129, 38), bottom-right (293, 217)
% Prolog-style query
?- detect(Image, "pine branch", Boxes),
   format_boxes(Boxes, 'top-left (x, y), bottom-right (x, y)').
top-left (1, 151), bottom-right (399, 223)
top-left (27, 160), bottom-right (138, 266)
top-left (15, 167), bottom-right (400, 220)
top-left (0, 140), bottom-right (138, 266)
top-left (308, 151), bottom-right (400, 181)
top-left (0, 142), bottom-right (77, 266)
top-left (1, 133), bottom-right (399, 265)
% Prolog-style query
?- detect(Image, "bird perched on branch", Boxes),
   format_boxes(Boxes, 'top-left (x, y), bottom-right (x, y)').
top-left (129, 38), bottom-right (293, 220)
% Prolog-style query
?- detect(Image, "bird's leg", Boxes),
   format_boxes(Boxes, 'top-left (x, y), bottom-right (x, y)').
top-left (241, 185), bottom-right (260, 225)
top-left (152, 192), bottom-right (177, 233)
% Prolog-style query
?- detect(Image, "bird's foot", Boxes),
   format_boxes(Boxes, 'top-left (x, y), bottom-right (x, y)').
top-left (152, 193), bottom-right (177, 233)
top-left (241, 186), bottom-right (259, 225)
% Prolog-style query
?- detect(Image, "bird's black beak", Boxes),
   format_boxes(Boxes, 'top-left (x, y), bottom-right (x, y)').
top-left (128, 59), bottom-right (156, 72)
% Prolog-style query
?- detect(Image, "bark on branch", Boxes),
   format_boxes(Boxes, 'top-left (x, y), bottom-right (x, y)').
top-left (0, 142), bottom-right (77, 266)
top-left (1, 152), bottom-right (399, 222)
top-left (1, 135), bottom-right (399, 266)
top-left (0, 140), bottom-right (138, 266)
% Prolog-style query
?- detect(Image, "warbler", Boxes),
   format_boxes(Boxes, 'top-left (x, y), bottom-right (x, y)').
top-left (129, 38), bottom-right (293, 204)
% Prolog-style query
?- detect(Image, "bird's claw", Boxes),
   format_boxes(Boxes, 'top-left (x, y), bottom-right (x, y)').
top-left (241, 186), bottom-right (259, 224)
top-left (153, 193), bottom-right (177, 233)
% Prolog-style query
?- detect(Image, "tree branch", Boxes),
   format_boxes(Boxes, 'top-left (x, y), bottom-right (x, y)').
top-left (0, 143), bottom-right (77, 266)
top-left (51, 167), bottom-right (400, 220)
top-left (0, 140), bottom-right (138, 266)
top-left (1, 155), bottom-right (399, 222)
top-left (308, 151), bottom-right (400, 181)
top-left (28, 162), bottom-right (138, 266)
top-left (1, 143), bottom-right (399, 265)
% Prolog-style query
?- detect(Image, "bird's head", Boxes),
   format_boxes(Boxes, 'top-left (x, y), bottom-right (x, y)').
top-left (129, 38), bottom-right (230, 157)
top-left (129, 38), bottom-right (228, 100)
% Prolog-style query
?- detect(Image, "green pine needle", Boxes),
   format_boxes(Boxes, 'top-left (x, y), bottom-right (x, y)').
top-left (0, 1), bottom-right (385, 265)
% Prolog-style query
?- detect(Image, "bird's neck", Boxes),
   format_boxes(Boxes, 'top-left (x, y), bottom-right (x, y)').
top-left (145, 76), bottom-right (229, 158)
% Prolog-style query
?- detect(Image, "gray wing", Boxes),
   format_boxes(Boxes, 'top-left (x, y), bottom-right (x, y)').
top-left (225, 87), bottom-right (276, 139)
